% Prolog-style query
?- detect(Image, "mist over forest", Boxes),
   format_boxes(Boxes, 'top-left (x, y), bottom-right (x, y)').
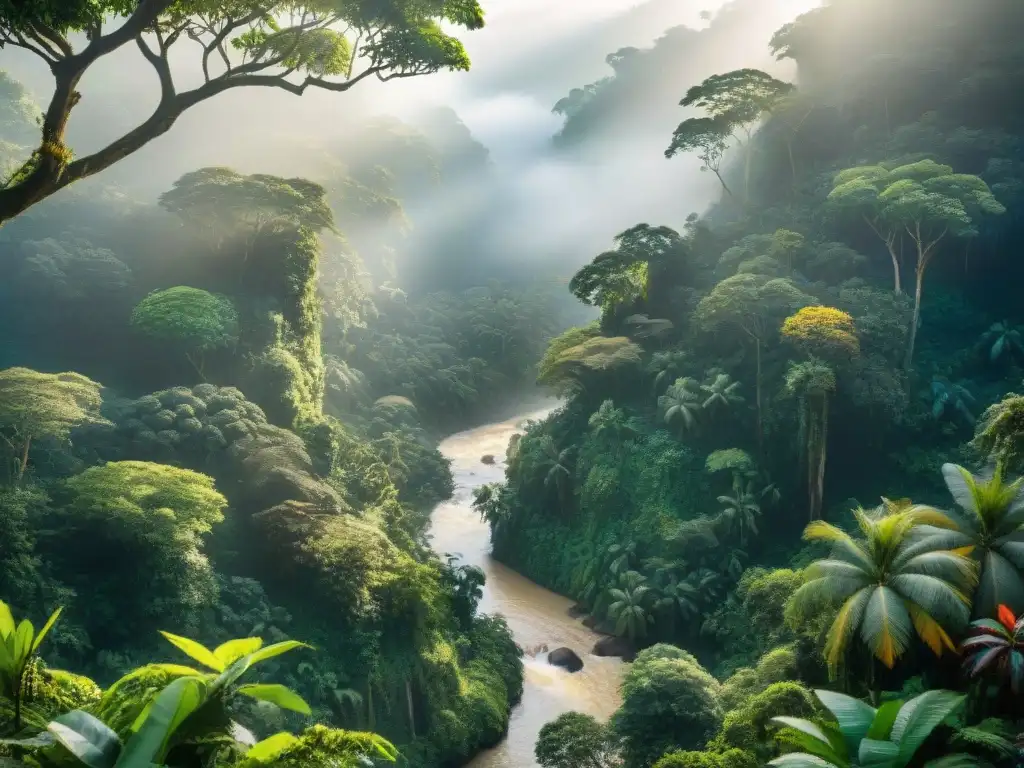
top-left (0, 0), bottom-right (814, 290)
top-left (5, 1), bottom-right (1024, 768)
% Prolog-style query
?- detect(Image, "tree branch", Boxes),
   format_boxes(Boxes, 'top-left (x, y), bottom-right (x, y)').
top-left (136, 32), bottom-right (176, 102)
top-left (80, 0), bottom-right (176, 63)
top-left (28, 21), bottom-right (73, 57)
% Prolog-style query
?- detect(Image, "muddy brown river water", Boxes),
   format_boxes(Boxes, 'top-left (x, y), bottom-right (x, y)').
top-left (428, 406), bottom-right (624, 768)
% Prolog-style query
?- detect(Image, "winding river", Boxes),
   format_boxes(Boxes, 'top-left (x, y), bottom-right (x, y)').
top-left (428, 405), bottom-right (624, 768)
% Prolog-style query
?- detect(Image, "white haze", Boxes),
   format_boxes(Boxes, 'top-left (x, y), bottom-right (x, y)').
top-left (0, 0), bottom-right (823, 285)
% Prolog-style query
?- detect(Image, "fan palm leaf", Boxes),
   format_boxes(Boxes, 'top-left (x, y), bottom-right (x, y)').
top-left (931, 463), bottom-right (1024, 616)
top-left (791, 504), bottom-right (976, 674)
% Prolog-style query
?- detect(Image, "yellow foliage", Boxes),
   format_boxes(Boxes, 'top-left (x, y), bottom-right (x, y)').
top-left (781, 306), bottom-right (860, 357)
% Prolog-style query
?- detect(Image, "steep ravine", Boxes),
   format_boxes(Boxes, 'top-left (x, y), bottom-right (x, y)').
top-left (428, 405), bottom-right (624, 768)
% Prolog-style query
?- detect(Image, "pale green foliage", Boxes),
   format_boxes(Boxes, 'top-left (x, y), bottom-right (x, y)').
top-left (972, 393), bottom-right (1024, 473)
top-left (0, 367), bottom-right (103, 443)
top-left (654, 749), bottom-right (757, 768)
top-left (65, 460), bottom-right (226, 540)
top-left (694, 274), bottom-right (812, 339)
top-left (159, 169), bottom-right (336, 238)
top-left (720, 645), bottom-right (801, 710)
top-left (239, 724), bottom-right (398, 767)
top-left (784, 360), bottom-right (836, 399)
top-left (63, 461), bottom-right (227, 624)
top-left (538, 334), bottom-right (642, 395)
top-left (131, 286), bottom-right (239, 353)
top-left (706, 449), bottom-right (755, 475)
top-left (711, 682), bottom-right (816, 760)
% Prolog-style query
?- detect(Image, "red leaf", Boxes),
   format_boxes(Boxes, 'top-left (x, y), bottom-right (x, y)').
top-left (999, 604), bottom-right (1017, 632)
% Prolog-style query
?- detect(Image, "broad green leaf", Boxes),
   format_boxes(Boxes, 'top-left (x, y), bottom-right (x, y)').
top-left (892, 690), bottom-right (965, 763)
top-left (213, 637), bottom-right (262, 666)
top-left (117, 677), bottom-right (207, 766)
top-left (865, 699), bottom-right (902, 740)
top-left (768, 755), bottom-right (840, 768)
top-left (237, 684), bottom-right (312, 715)
top-left (146, 663), bottom-right (207, 678)
top-left (14, 619), bottom-right (33, 665)
top-left (0, 634), bottom-right (13, 671)
top-left (858, 737), bottom-right (899, 766)
top-left (158, 631), bottom-right (223, 672)
top-left (48, 710), bottom-right (122, 768)
top-left (0, 732), bottom-right (57, 748)
top-left (0, 601), bottom-right (14, 639)
top-left (246, 640), bottom-right (312, 666)
top-left (815, 689), bottom-right (876, 754)
top-left (771, 717), bottom-right (845, 764)
top-left (245, 732), bottom-right (299, 762)
top-left (32, 607), bottom-right (63, 653)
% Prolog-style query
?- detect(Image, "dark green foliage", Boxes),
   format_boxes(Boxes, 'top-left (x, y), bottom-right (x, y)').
top-left (612, 645), bottom-right (724, 768)
top-left (535, 711), bottom-right (619, 768)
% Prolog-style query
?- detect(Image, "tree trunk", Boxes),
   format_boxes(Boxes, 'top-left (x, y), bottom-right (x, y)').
top-left (786, 137), bottom-right (797, 187)
top-left (904, 260), bottom-right (925, 370)
top-left (17, 435), bottom-right (31, 484)
top-left (808, 396), bottom-right (828, 521)
top-left (744, 139), bottom-right (753, 204)
top-left (886, 240), bottom-right (902, 294)
top-left (405, 678), bottom-right (416, 740)
top-left (367, 681), bottom-right (375, 730)
top-left (755, 339), bottom-right (763, 458)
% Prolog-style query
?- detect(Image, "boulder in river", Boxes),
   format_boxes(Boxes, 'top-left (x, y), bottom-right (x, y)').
top-left (592, 635), bottom-right (636, 661)
top-left (567, 603), bottom-right (587, 619)
top-left (481, 454), bottom-right (496, 465)
top-left (547, 647), bottom-right (584, 673)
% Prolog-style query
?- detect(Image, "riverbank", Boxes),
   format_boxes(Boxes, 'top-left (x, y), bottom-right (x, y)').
top-left (428, 406), bottom-right (624, 768)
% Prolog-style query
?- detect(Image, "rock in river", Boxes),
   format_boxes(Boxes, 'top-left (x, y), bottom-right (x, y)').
top-left (592, 635), bottom-right (636, 661)
top-left (547, 647), bottom-right (584, 673)
top-left (481, 454), bottom-right (496, 465)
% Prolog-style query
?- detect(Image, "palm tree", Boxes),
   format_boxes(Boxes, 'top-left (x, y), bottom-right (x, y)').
top-left (654, 576), bottom-right (701, 637)
top-left (788, 504), bottom-right (978, 680)
top-left (930, 376), bottom-right (977, 425)
top-left (717, 479), bottom-right (762, 545)
top-left (588, 399), bottom-right (637, 441)
top-left (933, 462), bottom-right (1024, 617)
top-left (605, 571), bottom-right (654, 641)
top-left (658, 377), bottom-right (702, 437)
top-left (647, 350), bottom-right (689, 394)
top-left (980, 321), bottom-right (1024, 364)
top-left (536, 436), bottom-right (574, 510)
top-left (700, 372), bottom-right (744, 413)
top-left (607, 540), bottom-right (637, 576)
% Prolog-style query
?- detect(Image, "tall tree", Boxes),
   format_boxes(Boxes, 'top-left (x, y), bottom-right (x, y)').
top-left (0, 0), bottom-right (484, 225)
top-left (830, 160), bottom-right (1005, 367)
top-left (784, 360), bottom-right (836, 522)
top-left (130, 286), bottom-right (239, 380)
top-left (693, 274), bottom-right (812, 454)
top-left (569, 224), bottom-right (683, 323)
top-left (0, 367), bottom-right (103, 484)
top-left (668, 69), bottom-right (793, 201)
top-left (827, 165), bottom-right (905, 293)
top-left (665, 116), bottom-right (735, 198)
top-left (159, 169), bottom-right (336, 250)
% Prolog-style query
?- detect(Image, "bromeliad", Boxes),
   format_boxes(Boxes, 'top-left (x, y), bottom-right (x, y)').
top-left (962, 603), bottom-right (1024, 693)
